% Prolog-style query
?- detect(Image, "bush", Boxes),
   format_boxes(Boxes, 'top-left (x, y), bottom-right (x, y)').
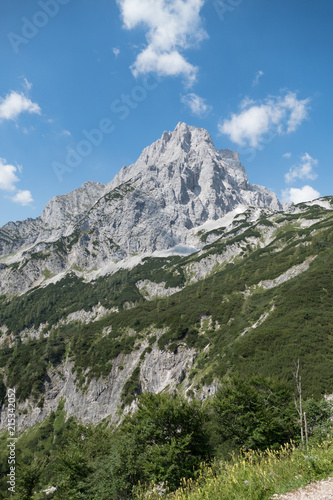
top-left (211, 374), bottom-right (297, 458)
top-left (121, 393), bottom-right (212, 491)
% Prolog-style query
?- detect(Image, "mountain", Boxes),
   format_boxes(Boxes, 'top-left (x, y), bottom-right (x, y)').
top-left (0, 122), bottom-right (281, 295)
top-left (1, 124), bottom-right (333, 438)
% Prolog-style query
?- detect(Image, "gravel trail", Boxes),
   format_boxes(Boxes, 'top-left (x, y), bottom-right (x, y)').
top-left (273, 478), bottom-right (333, 499)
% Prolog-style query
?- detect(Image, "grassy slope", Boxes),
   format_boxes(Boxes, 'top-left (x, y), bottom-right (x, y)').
top-left (1, 403), bottom-right (332, 499)
top-left (135, 436), bottom-right (333, 499)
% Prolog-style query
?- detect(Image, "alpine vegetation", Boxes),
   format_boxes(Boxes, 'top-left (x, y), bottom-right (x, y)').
top-left (0, 124), bottom-right (332, 499)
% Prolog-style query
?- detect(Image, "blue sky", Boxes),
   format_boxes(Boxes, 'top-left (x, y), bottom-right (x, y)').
top-left (0, 0), bottom-right (332, 226)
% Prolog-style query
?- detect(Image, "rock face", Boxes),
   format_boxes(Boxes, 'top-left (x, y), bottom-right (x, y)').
top-left (0, 123), bottom-right (282, 295)
top-left (0, 181), bottom-right (106, 256)
top-left (0, 341), bottom-right (197, 432)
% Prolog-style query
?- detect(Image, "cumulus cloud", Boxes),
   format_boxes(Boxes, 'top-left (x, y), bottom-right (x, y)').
top-left (282, 185), bottom-right (320, 204)
top-left (218, 92), bottom-right (310, 148)
top-left (283, 152), bottom-right (292, 158)
top-left (284, 92), bottom-right (310, 133)
top-left (0, 158), bottom-right (20, 191)
top-left (0, 158), bottom-right (33, 206)
top-left (116, 0), bottom-right (207, 84)
top-left (0, 90), bottom-right (41, 121)
top-left (181, 93), bottom-right (212, 117)
top-left (113, 47), bottom-right (120, 57)
top-left (285, 153), bottom-right (318, 184)
top-left (252, 70), bottom-right (264, 87)
top-left (11, 189), bottom-right (33, 206)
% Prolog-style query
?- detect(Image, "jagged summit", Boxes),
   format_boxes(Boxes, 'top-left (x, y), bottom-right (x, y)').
top-left (106, 122), bottom-right (281, 221)
top-left (0, 123), bottom-right (283, 294)
top-left (107, 122), bottom-right (244, 191)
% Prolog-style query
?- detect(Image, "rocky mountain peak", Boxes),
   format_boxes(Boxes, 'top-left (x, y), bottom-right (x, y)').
top-left (107, 123), bottom-right (243, 192)
top-left (0, 123), bottom-right (284, 295)
top-left (40, 181), bottom-right (105, 227)
top-left (142, 121), bottom-right (215, 164)
top-left (173, 121), bottom-right (214, 147)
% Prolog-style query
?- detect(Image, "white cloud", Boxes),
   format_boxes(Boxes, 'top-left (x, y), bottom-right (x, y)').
top-left (11, 189), bottom-right (33, 206)
top-left (218, 92), bottom-right (310, 148)
top-left (61, 129), bottom-right (71, 137)
top-left (22, 78), bottom-right (33, 91)
top-left (252, 70), bottom-right (264, 87)
top-left (0, 158), bottom-right (20, 191)
top-left (283, 152), bottom-right (292, 158)
top-left (282, 185), bottom-right (320, 204)
top-left (240, 97), bottom-right (256, 110)
top-left (283, 92), bottom-right (310, 133)
top-left (285, 153), bottom-right (318, 184)
top-left (0, 158), bottom-right (33, 206)
top-left (113, 47), bottom-right (120, 57)
top-left (116, 0), bottom-right (207, 84)
top-left (0, 90), bottom-right (41, 121)
top-left (181, 93), bottom-right (212, 117)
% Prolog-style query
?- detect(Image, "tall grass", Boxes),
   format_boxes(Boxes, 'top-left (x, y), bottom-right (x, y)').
top-left (135, 435), bottom-right (333, 499)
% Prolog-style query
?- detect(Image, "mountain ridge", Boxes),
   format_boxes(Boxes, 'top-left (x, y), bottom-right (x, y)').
top-left (1, 194), bottom-right (333, 435)
top-left (0, 123), bottom-right (282, 295)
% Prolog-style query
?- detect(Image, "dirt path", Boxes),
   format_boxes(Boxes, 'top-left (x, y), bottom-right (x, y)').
top-left (273, 477), bottom-right (333, 499)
